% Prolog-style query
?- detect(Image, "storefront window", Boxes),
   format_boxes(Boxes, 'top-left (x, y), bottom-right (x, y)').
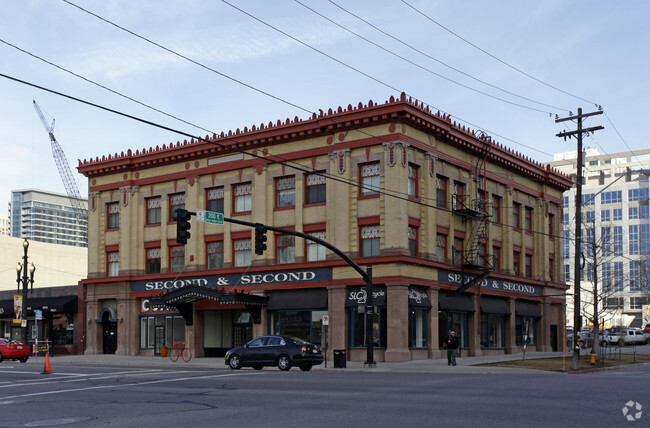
top-left (481, 314), bottom-right (505, 348)
top-left (348, 306), bottom-right (387, 348)
top-left (408, 308), bottom-right (428, 348)
top-left (51, 314), bottom-right (74, 345)
top-left (439, 311), bottom-right (468, 348)
top-left (268, 311), bottom-right (327, 345)
top-left (139, 315), bottom-right (184, 349)
top-left (516, 316), bottom-right (537, 345)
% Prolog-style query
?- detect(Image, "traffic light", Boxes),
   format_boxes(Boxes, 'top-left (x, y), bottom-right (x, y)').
top-left (175, 208), bottom-right (191, 244)
top-left (254, 223), bottom-right (267, 255)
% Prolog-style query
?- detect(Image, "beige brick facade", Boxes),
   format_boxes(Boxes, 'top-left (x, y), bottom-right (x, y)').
top-left (79, 94), bottom-right (571, 361)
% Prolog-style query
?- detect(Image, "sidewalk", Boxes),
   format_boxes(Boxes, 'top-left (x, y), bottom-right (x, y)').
top-left (36, 351), bottom-right (574, 374)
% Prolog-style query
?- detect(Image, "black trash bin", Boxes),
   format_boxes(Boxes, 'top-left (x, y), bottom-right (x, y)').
top-left (333, 349), bottom-right (346, 368)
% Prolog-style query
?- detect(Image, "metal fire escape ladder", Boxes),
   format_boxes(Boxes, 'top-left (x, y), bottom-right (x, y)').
top-left (450, 139), bottom-right (494, 295)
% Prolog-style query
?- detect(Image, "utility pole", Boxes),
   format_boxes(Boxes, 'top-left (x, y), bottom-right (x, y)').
top-left (556, 107), bottom-right (603, 370)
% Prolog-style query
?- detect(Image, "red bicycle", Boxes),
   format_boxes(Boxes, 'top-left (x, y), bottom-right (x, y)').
top-left (168, 340), bottom-right (192, 363)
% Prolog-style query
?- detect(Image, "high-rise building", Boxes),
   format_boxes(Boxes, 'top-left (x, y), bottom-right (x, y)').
top-left (549, 148), bottom-right (650, 329)
top-left (0, 214), bottom-right (8, 235)
top-left (9, 189), bottom-right (88, 247)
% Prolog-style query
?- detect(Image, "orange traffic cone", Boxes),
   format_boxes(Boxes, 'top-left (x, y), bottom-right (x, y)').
top-left (42, 353), bottom-right (52, 375)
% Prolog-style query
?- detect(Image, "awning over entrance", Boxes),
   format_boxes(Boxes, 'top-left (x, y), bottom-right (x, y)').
top-left (515, 300), bottom-right (542, 318)
top-left (480, 296), bottom-right (511, 315)
top-left (267, 288), bottom-right (327, 310)
top-left (438, 292), bottom-right (475, 312)
top-left (151, 286), bottom-right (269, 326)
top-left (0, 296), bottom-right (77, 316)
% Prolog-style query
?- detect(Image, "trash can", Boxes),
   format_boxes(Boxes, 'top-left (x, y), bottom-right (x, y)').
top-left (333, 349), bottom-right (346, 368)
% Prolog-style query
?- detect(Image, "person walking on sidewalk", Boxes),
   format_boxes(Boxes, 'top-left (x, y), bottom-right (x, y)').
top-left (445, 331), bottom-right (460, 366)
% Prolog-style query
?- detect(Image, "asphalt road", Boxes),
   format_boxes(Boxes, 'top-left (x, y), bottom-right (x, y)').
top-left (0, 360), bottom-right (648, 427)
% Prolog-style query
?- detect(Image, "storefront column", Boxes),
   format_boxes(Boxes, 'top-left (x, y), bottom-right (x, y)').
top-left (385, 284), bottom-right (410, 362)
top-left (84, 296), bottom-right (99, 355)
top-left (505, 298), bottom-right (517, 354)
top-left (468, 294), bottom-right (482, 356)
top-left (428, 288), bottom-right (441, 359)
top-left (540, 301), bottom-right (551, 351)
top-left (327, 286), bottom-right (347, 362)
top-left (188, 307), bottom-right (204, 358)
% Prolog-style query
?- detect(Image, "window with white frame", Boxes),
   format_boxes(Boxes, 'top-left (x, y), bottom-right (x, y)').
top-left (234, 239), bottom-right (251, 267)
top-left (360, 162), bottom-right (380, 196)
top-left (207, 241), bottom-right (224, 269)
top-left (233, 183), bottom-right (252, 214)
top-left (306, 231), bottom-right (326, 261)
top-left (107, 251), bottom-right (119, 277)
top-left (408, 164), bottom-right (418, 198)
top-left (276, 176), bottom-right (296, 208)
top-left (107, 202), bottom-right (120, 229)
top-left (146, 197), bottom-right (161, 225)
top-left (360, 225), bottom-right (380, 256)
top-left (276, 235), bottom-right (295, 264)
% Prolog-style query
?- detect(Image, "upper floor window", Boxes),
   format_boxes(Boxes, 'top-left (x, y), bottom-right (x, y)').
top-left (436, 233), bottom-right (447, 263)
top-left (408, 164), bottom-right (418, 198)
top-left (360, 225), bottom-right (380, 257)
top-left (207, 241), bottom-right (224, 269)
top-left (206, 187), bottom-right (224, 213)
top-left (306, 231), bottom-right (327, 262)
top-left (513, 251), bottom-right (521, 275)
top-left (169, 193), bottom-right (185, 222)
top-left (305, 172), bottom-right (326, 204)
top-left (453, 237), bottom-right (464, 265)
top-left (525, 253), bottom-right (533, 278)
top-left (512, 203), bottom-right (521, 229)
top-left (525, 207), bottom-right (533, 232)
top-left (276, 176), bottom-right (296, 208)
top-left (601, 191), bottom-right (622, 204)
top-left (436, 176), bottom-right (447, 208)
top-left (601, 209), bottom-right (610, 222)
top-left (360, 162), bottom-right (380, 197)
top-left (629, 207), bottom-right (639, 219)
top-left (146, 247), bottom-right (161, 274)
top-left (548, 213), bottom-right (554, 237)
top-left (492, 246), bottom-right (501, 272)
top-left (107, 202), bottom-right (120, 230)
top-left (452, 181), bottom-right (465, 210)
top-left (408, 226), bottom-right (418, 256)
top-left (613, 208), bottom-right (623, 221)
top-left (629, 188), bottom-right (649, 201)
top-left (492, 195), bottom-right (501, 223)
top-left (107, 251), bottom-right (119, 277)
top-left (276, 235), bottom-right (295, 264)
top-left (233, 183), bottom-right (252, 214)
top-left (233, 238), bottom-right (251, 267)
top-left (169, 246), bottom-right (185, 272)
top-left (146, 197), bottom-right (161, 225)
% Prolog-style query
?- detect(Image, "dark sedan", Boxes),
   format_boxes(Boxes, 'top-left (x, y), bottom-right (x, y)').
top-left (0, 338), bottom-right (29, 363)
top-left (225, 335), bottom-right (323, 371)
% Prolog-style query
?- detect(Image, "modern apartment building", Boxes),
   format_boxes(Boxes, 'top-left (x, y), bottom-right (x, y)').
top-left (9, 189), bottom-right (88, 247)
top-left (78, 94), bottom-right (570, 361)
top-left (549, 148), bottom-right (650, 329)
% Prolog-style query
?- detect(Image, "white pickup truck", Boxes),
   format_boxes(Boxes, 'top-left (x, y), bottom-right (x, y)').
top-left (604, 328), bottom-right (646, 346)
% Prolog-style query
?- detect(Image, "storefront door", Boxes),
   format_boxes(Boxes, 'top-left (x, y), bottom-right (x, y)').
top-left (232, 323), bottom-right (252, 348)
top-left (102, 311), bottom-right (117, 354)
top-left (154, 325), bottom-right (165, 355)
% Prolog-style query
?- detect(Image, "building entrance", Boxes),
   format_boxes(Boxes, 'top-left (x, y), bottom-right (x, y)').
top-left (101, 311), bottom-right (117, 354)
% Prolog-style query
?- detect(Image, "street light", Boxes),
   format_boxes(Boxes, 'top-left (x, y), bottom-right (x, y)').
top-left (16, 239), bottom-right (36, 343)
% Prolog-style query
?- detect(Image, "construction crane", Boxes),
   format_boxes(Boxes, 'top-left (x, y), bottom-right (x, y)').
top-left (33, 100), bottom-right (88, 243)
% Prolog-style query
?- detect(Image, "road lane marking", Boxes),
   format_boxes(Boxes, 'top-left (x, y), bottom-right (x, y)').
top-left (0, 372), bottom-right (259, 400)
top-left (0, 370), bottom-right (200, 389)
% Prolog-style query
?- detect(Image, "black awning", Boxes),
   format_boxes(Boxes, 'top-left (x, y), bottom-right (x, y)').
top-left (481, 296), bottom-right (511, 315)
top-left (345, 286), bottom-right (387, 308)
top-left (408, 287), bottom-right (432, 308)
top-left (515, 300), bottom-right (542, 317)
top-left (267, 289), bottom-right (327, 310)
top-left (438, 292), bottom-right (475, 312)
top-left (25, 296), bottom-right (78, 314)
top-left (152, 286), bottom-right (268, 307)
top-left (0, 300), bottom-right (13, 316)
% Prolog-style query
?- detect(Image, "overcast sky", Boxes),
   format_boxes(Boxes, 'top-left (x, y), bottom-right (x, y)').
top-left (1, 0), bottom-right (648, 211)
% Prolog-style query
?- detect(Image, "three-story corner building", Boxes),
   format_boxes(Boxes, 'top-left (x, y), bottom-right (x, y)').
top-left (78, 93), bottom-right (571, 362)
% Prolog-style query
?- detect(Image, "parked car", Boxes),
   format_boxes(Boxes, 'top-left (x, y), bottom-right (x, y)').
top-left (0, 339), bottom-right (29, 363)
top-left (225, 335), bottom-right (323, 371)
top-left (604, 328), bottom-right (646, 346)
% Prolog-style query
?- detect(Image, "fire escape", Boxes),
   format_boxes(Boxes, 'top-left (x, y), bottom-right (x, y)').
top-left (450, 142), bottom-right (494, 295)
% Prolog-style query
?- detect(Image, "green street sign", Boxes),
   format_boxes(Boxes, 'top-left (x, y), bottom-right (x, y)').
top-left (196, 209), bottom-right (223, 225)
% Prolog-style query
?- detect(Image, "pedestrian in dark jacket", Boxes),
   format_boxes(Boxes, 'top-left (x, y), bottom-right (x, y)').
top-left (445, 331), bottom-right (460, 366)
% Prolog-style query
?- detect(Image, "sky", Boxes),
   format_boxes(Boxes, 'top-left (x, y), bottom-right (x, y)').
top-left (1, 0), bottom-right (649, 212)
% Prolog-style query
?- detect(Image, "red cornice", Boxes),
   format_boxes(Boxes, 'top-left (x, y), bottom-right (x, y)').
top-left (77, 93), bottom-right (572, 191)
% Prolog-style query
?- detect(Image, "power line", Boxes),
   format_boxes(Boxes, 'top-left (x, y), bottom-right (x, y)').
top-left (400, 0), bottom-right (599, 106)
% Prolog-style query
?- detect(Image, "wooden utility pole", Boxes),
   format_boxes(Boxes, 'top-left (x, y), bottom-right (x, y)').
top-left (556, 108), bottom-right (603, 370)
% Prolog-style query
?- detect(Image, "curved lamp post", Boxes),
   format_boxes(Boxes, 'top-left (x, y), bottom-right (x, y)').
top-left (16, 239), bottom-right (36, 343)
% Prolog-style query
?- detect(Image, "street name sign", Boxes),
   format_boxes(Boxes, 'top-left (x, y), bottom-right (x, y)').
top-left (196, 209), bottom-right (224, 225)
